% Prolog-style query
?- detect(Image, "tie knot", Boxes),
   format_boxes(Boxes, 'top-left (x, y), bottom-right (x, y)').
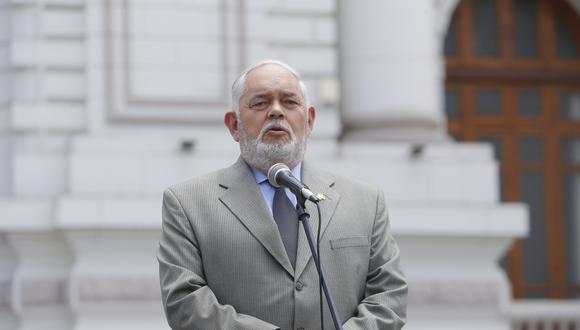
top-left (274, 187), bottom-right (288, 201)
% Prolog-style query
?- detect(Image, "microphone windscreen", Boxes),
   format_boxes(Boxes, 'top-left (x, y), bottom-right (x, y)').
top-left (267, 163), bottom-right (289, 187)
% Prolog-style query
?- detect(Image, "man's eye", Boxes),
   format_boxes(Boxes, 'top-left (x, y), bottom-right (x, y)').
top-left (251, 101), bottom-right (267, 108)
top-left (284, 100), bottom-right (299, 106)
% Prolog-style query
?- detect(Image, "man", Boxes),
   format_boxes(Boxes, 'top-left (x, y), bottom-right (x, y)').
top-left (157, 60), bottom-right (407, 329)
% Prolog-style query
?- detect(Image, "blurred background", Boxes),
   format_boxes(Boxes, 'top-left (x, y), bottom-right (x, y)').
top-left (0, 0), bottom-right (578, 329)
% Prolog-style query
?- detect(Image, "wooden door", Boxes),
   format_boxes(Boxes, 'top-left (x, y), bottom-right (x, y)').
top-left (445, 0), bottom-right (580, 298)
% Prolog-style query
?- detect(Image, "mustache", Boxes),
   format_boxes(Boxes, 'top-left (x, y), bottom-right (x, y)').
top-left (258, 120), bottom-right (294, 140)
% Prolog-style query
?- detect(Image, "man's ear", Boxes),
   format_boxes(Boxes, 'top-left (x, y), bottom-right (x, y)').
top-left (224, 111), bottom-right (240, 142)
top-left (307, 106), bottom-right (316, 131)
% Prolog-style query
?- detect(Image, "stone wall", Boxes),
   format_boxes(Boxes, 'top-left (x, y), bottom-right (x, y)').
top-left (0, 1), bottom-right (529, 329)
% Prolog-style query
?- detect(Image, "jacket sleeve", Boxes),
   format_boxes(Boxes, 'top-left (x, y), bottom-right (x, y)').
top-left (157, 188), bottom-right (279, 330)
top-left (342, 189), bottom-right (408, 330)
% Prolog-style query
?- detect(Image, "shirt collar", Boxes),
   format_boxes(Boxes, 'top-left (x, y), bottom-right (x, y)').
top-left (251, 163), bottom-right (302, 186)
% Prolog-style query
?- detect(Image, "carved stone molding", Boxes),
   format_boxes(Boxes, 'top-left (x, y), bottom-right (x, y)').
top-left (20, 278), bottom-right (67, 305)
top-left (0, 280), bottom-right (11, 308)
top-left (101, 0), bottom-right (244, 124)
top-left (408, 280), bottom-right (504, 306)
top-left (77, 276), bottom-right (160, 303)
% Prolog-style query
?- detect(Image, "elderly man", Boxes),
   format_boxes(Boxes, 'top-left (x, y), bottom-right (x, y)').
top-left (157, 60), bottom-right (407, 330)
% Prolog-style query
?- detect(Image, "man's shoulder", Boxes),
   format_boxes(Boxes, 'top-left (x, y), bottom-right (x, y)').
top-left (167, 170), bottom-right (219, 191)
top-left (164, 162), bottom-right (240, 197)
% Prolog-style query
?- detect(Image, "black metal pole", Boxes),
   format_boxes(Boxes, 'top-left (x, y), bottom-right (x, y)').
top-left (295, 198), bottom-right (343, 330)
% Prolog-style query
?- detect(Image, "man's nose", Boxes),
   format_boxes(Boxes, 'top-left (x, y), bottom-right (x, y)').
top-left (268, 101), bottom-right (284, 119)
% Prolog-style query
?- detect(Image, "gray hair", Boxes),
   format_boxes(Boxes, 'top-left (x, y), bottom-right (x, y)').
top-left (231, 60), bottom-right (310, 114)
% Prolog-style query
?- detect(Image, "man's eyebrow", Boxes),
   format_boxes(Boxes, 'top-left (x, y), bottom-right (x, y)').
top-left (282, 91), bottom-right (299, 98)
top-left (249, 92), bottom-right (269, 99)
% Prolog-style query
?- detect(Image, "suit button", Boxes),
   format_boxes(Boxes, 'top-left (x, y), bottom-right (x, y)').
top-left (295, 281), bottom-right (304, 291)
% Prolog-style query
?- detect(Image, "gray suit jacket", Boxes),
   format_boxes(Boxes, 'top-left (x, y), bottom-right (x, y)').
top-left (157, 157), bottom-right (407, 330)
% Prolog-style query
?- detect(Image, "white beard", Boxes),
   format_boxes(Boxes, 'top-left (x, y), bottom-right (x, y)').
top-left (238, 118), bottom-right (307, 173)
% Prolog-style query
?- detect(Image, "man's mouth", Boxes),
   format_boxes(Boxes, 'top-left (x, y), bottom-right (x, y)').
top-left (266, 125), bottom-right (289, 134)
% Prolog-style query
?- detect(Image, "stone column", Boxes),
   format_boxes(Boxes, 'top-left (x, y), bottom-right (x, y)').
top-left (0, 235), bottom-right (17, 330)
top-left (0, 198), bottom-right (74, 330)
top-left (0, 0), bottom-right (11, 197)
top-left (6, 230), bottom-right (73, 330)
top-left (58, 196), bottom-right (168, 330)
top-left (337, 1), bottom-right (446, 142)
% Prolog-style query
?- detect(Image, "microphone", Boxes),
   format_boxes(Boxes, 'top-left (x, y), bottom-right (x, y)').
top-left (267, 163), bottom-right (321, 203)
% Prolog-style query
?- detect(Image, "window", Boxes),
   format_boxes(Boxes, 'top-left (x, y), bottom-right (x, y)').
top-left (445, 0), bottom-right (580, 299)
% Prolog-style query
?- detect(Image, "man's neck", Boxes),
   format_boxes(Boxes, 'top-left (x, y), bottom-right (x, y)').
top-left (245, 159), bottom-right (301, 176)
top-left (249, 161), bottom-right (302, 183)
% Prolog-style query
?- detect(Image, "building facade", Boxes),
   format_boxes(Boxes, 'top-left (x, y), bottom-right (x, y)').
top-left (0, 0), bottom-right (577, 329)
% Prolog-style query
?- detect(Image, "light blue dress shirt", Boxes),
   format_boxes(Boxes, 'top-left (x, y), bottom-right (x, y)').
top-left (250, 163), bottom-right (301, 214)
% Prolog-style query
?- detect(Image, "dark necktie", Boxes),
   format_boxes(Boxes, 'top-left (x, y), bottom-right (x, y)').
top-left (273, 187), bottom-right (298, 268)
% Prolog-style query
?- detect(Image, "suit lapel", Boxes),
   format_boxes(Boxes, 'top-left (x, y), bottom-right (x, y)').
top-left (294, 164), bottom-right (340, 279)
top-left (218, 158), bottom-right (294, 276)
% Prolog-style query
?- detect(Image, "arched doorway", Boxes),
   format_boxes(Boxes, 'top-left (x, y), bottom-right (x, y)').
top-left (445, 0), bottom-right (580, 299)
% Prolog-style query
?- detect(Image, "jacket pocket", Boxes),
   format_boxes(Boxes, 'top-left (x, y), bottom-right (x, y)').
top-left (330, 236), bottom-right (370, 249)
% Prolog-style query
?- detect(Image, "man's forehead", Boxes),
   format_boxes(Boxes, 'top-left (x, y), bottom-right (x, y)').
top-left (248, 90), bottom-right (300, 98)
top-left (244, 66), bottom-right (302, 97)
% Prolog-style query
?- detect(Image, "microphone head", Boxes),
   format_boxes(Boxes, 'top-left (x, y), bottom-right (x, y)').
top-left (267, 163), bottom-right (290, 187)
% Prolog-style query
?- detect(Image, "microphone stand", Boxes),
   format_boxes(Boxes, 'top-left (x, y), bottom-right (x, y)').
top-left (295, 195), bottom-right (343, 330)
